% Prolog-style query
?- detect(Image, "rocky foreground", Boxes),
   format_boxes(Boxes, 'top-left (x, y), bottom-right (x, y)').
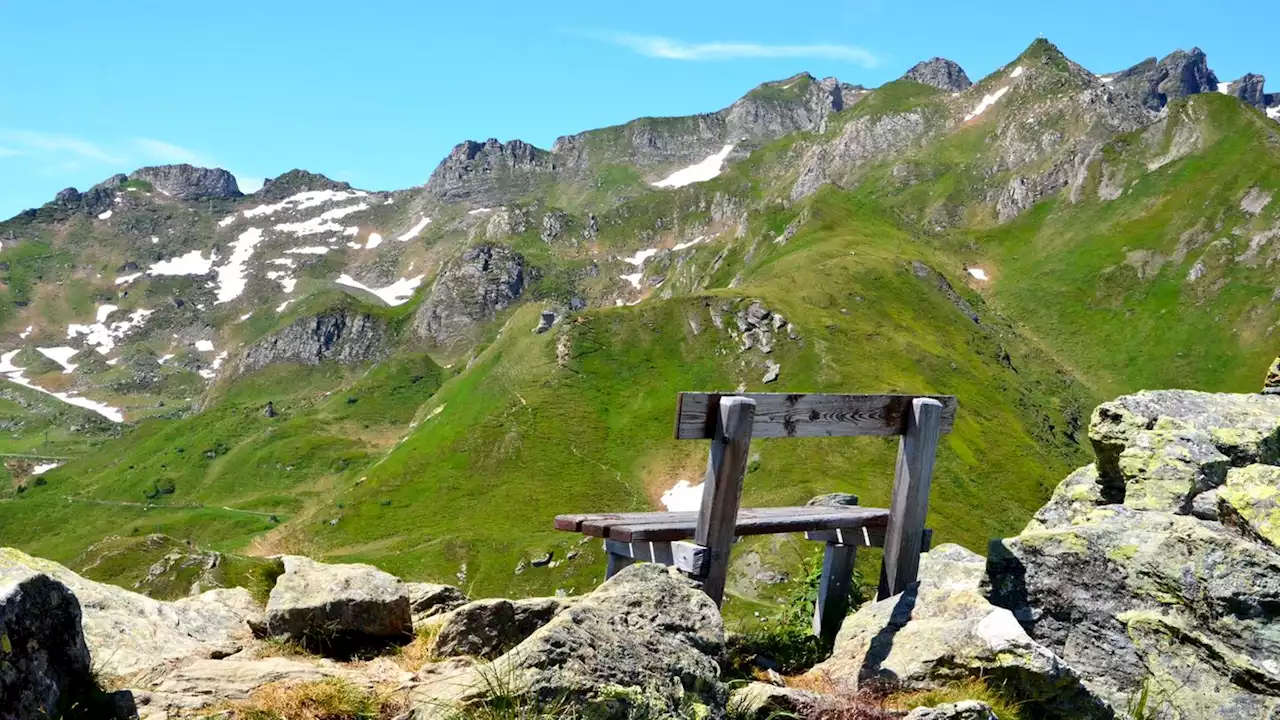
top-left (3, 386), bottom-right (1280, 719)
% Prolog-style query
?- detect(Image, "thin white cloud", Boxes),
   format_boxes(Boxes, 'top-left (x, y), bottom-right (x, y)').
top-left (0, 130), bottom-right (124, 164)
top-left (133, 138), bottom-right (212, 166)
top-left (582, 31), bottom-right (881, 67)
top-left (0, 147), bottom-right (20, 158)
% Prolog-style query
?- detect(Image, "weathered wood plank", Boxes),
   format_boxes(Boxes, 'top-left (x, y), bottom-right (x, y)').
top-left (694, 396), bottom-right (755, 605)
top-left (675, 393), bottom-right (957, 440)
top-left (877, 398), bottom-right (943, 600)
top-left (813, 543), bottom-right (856, 644)
top-left (557, 506), bottom-right (827, 534)
top-left (588, 507), bottom-right (890, 542)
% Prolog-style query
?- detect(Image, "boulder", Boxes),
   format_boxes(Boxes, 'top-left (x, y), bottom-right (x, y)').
top-left (1024, 464), bottom-right (1105, 531)
top-left (129, 164), bottom-right (241, 200)
top-left (813, 544), bottom-right (1101, 717)
top-left (1265, 357), bottom-right (1280, 394)
top-left (729, 681), bottom-right (821, 719)
top-left (986, 506), bottom-right (1280, 717)
top-left (904, 700), bottom-right (998, 720)
top-left (0, 547), bottom-right (261, 677)
top-left (253, 556), bottom-right (410, 653)
top-left (1089, 390), bottom-right (1280, 491)
top-left (1115, 421), bottom-right (1229, 513)
top-left (416, 564), bottom-right (724, 718)
top-left (432, 597), bottom-right (569, 660)
top-left (405, 582), bottom-right (467, 624)
top-left (0, 566), bottom-right (95, 719)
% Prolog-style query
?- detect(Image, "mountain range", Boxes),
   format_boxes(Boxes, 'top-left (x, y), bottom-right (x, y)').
top-left (0, 39), bottom-right (1277, 608)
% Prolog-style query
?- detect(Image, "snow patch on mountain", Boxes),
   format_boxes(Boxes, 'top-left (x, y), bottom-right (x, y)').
top-left (398, 217), bottom-right (431, 241)
top-left (149, 250), bottom-right (216, 276)
top-left (620, 272), bottom-right (644, 289)
top-left (652, 145), bottom-right (735, 188)
top-left (964, 86), bottom-right (1011, 121)
top-left (622, 248), bottom-right (659, 266)
top-left (0, 350), bottom-right (124, 422)
top-left (18, 326), bottom-right (32, 340)
top-left (37, 347), bottom-right (79, 373)
top-left (661, 479), bottom-right (704, 512)
top-left (115, 272), bottom-right (143, 285)
top-left (243, 189), bottom-right (369, 219)
top-left (97, 210), bottom-right (112, 220)
top-left (1218, 82), bottom-right (1233, 95)
top-left (1009, 65), bottom-right (1025, 78)
top-left (335, 274), bottom-right (423, 306)
top-left (67, 307), bottom-right (154, 355)
top-left (365, 232), bottom-right (383, 249)
top-left (1268, 107), bottom-right (1280, 120)
top-left (266, 270), bottom-right (297, 293)
top-left (284, 247), bottom-right (331, 255)
top-left (194, 340), bottom-right (215, 352)
top-left (31, 462), bottom-right (60, 475)
top-left (214, 227), bottom-right (265, 303)
top-left (673, 236), bottom-right (705, 251)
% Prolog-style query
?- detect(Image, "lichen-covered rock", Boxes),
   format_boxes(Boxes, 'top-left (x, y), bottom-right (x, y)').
top-left (0, 547), bottom-right (261, 677)
top-left (985, 507), bottom-right (1280, 717)
top-left (412, 246), bottom-right (526, 346)
top-left (1089, 390), bottom-right (1280, 490)
top-left (130, 164), bottom-right (241, 200)
top-left (1217, 464), bottom-right (1280, 546)
top-left (902, 57), bottom-right (973, 92)
top-left (432, 597), bottom-right (570, 660)
top-left (416, 564), bottom-right (724, 719)
top-left (253, 556), bottom-right (410, 652)
top-left (0, 567), bottom-right (95, 720)
top-left (405, 582), bottom-right (467, 625)
top-left (729, 681), bottom-right (821, 720)
top-left (813, 543), bottom-right (1100, 717)
top-left (1116, 421), bottom-right (1229, 513)
top-left (1265, 357), bottom-right (1280, 394)
top-left (240, 308), bottom-right (392, 375)
top-left (904, 700), bottom-right (998, 720)
top-left (1024, 464), bottom-right (1105, 531)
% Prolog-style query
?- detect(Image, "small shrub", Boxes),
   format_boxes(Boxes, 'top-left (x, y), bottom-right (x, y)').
top-left (886, 677), bottom-right (1026, 720)
top-left (228, 677), bottom-right (404, 719)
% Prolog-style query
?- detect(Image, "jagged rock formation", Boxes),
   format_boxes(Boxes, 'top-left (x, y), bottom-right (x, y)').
top-left (431, 596), bottom-right (571, 660)
top-left (0, 564), bottom-right (96, 719)
top-left (902, 57), bottom-right (973, 92)
top-left (413, 245), bottom-right (526, 346)
top-left (406, 582), bottom-right (468, 624)
top-left (239, 308), bottom-right (393, 375)
top-left (1110, 48), bottom-right (1219, 111)
top-left (255, 169), bottom-right (353, 201)
top-left (424, 139), bottom-right (556, 204)
top-left (791, 110), bottom-right (932, 200)
top-left (129, 164), bottom-right (242, 200)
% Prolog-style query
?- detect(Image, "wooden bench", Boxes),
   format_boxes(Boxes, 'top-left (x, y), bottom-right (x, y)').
top-left (554, 391), bottom-right (956, 643)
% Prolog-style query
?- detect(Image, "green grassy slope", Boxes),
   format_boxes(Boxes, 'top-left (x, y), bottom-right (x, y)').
top-left (303, 189), bottom-right (1092, 599)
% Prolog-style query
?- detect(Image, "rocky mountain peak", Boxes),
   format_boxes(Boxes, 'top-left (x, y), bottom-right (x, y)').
top-left (256, 169), bottom-right (353, 202)
top-left (1224, 73), bottom-right (1268, 107)
top-left (129, 164), bottom-right (242, 200)
top-left (424, 138), bottom-right (555, 204)
top-left (1112, 47), bottom-right (1219, 111)
top-left (901, 57), bottom-right (972, 92)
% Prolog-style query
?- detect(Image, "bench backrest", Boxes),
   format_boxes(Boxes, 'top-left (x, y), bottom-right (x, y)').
top-left (674, 392), bottom-right (958, 439)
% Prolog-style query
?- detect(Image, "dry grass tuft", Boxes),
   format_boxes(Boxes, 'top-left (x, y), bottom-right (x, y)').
top-left (227, 677), bottom-right (406, 719)
top-left (393, 623), bottom-right (443, 672)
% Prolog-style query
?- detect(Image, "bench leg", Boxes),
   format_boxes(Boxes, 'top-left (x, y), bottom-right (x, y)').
top-left (878, 397), bottom-right (943, 600)
top-left (813, 542), bottom-right (856, 645)
top-left (605, 551), bottom-right (635, 580)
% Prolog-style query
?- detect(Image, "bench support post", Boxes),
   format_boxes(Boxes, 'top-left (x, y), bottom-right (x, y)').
top-left (813, 542), bottom-right (856, 644)
top-left (604, 550), bottom-right (634, 580)
top-left (692, 396), bottom-right (756, 605)
top-left (878, 397), bottom-right (943, 600)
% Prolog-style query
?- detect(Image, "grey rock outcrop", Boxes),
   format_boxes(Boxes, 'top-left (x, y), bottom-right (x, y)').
top-left (417, 564), bottom-right (724, 718)
top-left (985, 388), bottom-right (1280, 717)
top-left (256, 169), bottom-right (353, 201)
top-left (1224, 73), bottom-right (1269, 108)
top-left (425, 139), bottom-right (555, 205)
top-left (1111, 48), bottom-right (1219, 111)
top-left (405, 582), bottom-right (467, 625)
top-left (432, 597), bottom-right (570, 660)
top-left (813, 544), bottom-right (1101, 717)
top-left (413, 246), bottom-right (526, 346)
top-left (791, 110), bottom-right (931, 200)
top-left (240, 308), bottom-right (392, 375)
top-left (902, 58), bottom-right (973, 92)
top-left (130, 164), bottom-right (242, 200)
top-left (0, 566), bottom-right (95, 720)
top-left (1265, 357), bottom-right (1280, 394)
top-left (0, 548), bottom-right (262, 677)
top-left (251, 556), bottom-right (410, 652)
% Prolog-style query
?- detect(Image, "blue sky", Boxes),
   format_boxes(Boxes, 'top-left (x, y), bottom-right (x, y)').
top-left (1, 0), bottom-right (1277, 218)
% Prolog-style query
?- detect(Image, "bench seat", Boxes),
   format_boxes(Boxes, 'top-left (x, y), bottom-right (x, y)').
top-left (554, 505), bottom-right (889, 543)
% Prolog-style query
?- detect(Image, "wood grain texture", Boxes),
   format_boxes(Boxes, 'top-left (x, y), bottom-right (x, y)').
top-left (567, 506), bottom-right (890, 542)
top-left (877, 397), bottom-right (943, 600)
top-left (694, 396), bottom-right (756, 605)
top-left (674, 393), bottom-right (957, 440)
